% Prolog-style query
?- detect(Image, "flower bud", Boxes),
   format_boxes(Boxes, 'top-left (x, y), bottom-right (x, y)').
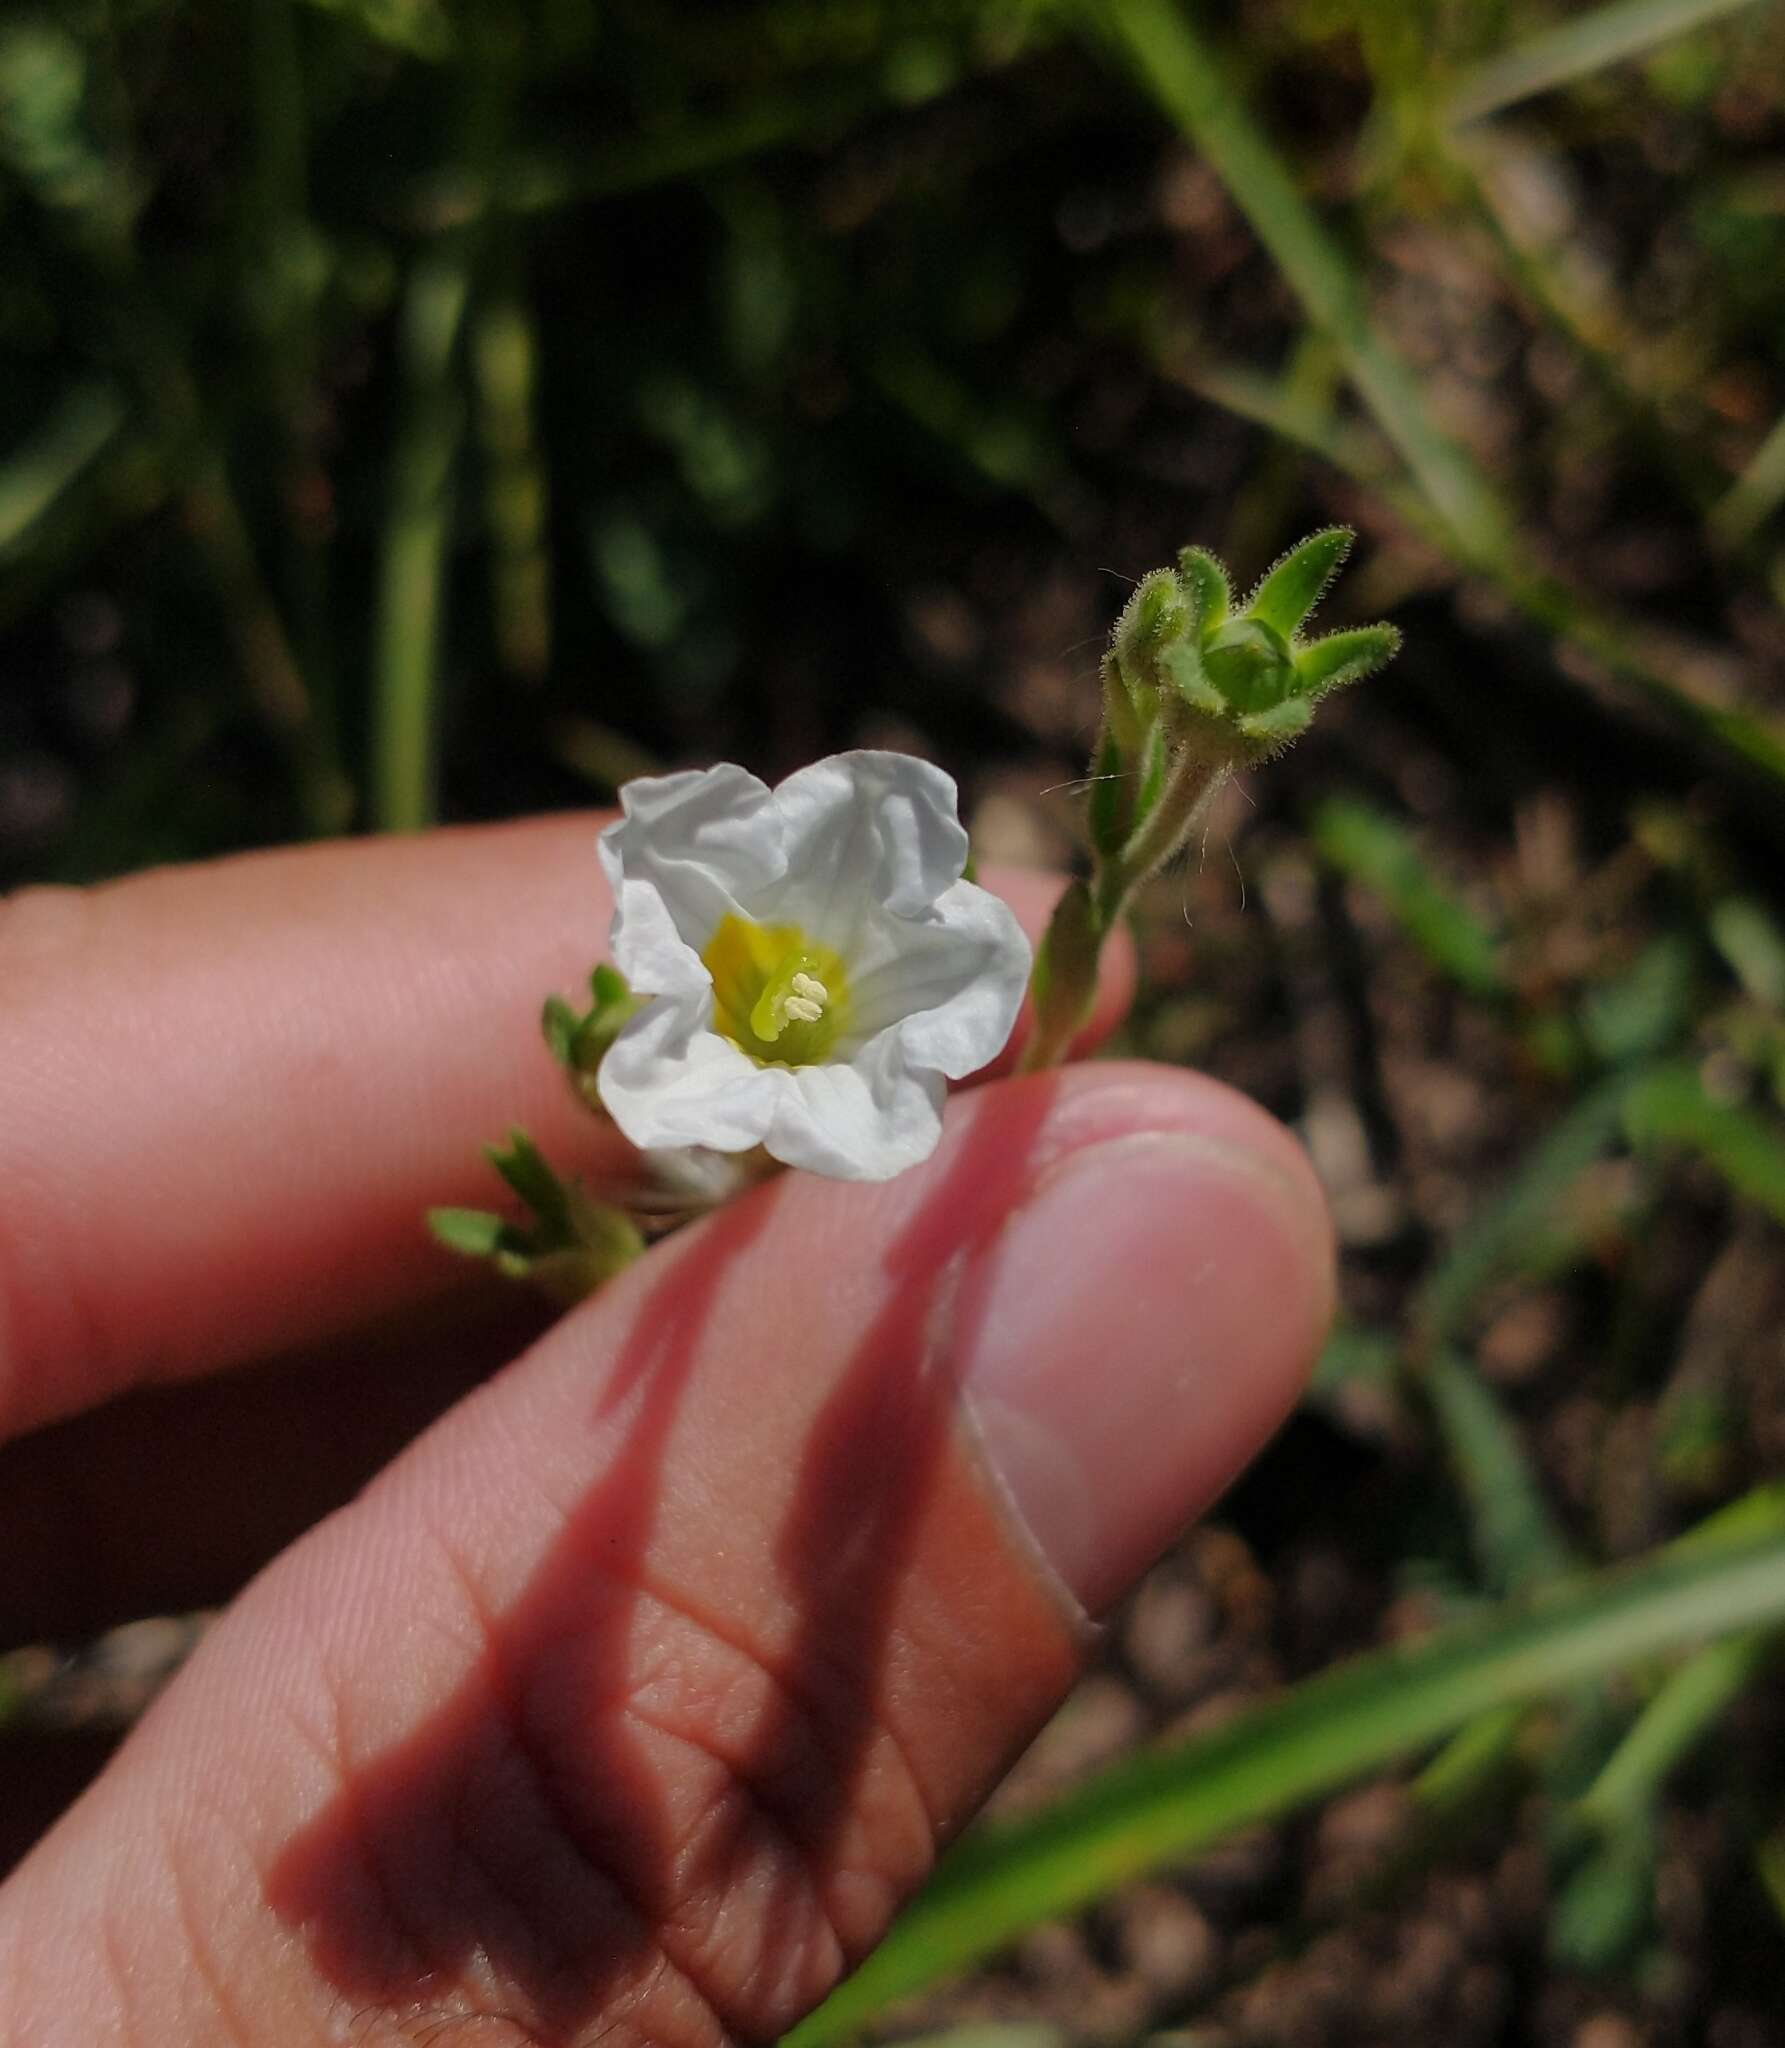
top-left (1200, 616), bottom-right (1296, 713)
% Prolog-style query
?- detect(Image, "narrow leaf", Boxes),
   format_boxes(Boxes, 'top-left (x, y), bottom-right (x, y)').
top-left (427, 1206), bottom-right (507, 1257)
top-left (1246, 526), bottom-right (1352, 639)
top-left (1447, 0), bottom-right (1762, 127)
top-left (787, 1500), bottom-right (1785, 2045)
top-left (1623, 1065), bottom-right (1785, 1224)
top-left (1428, 1347), bottom-right (1576, 1593)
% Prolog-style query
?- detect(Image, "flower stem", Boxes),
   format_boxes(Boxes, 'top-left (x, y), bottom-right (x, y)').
top-left (1022, 751), bottom-right (1227, 1073)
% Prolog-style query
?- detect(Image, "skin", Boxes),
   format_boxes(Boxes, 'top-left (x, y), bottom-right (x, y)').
top-left (0, 815), bottom-right (1334, 2046)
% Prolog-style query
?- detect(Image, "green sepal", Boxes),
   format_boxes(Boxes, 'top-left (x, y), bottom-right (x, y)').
top-left (1245, 525), bottom-right (1352, 640)
top-left (541, 961), bottom-right (641, 1110)
top-left (431, 1127), bottom-right (645, 1307)
top-left (1176, 544), bottom-right (1230, 631)
top-left (1110, 568), bottom-right (1186, 709)
top-left (487, 1127), bottom-right (571, 1229)
top-left (541, 995), bottom-right (580, 1067)
top-left (427, 1206), bottom-right (507, 1258)
top-left (1234, 697), bottom-right (1314, 759)
top-left (1292, 622), bottom-right (1402, 699)
top-left (1159, 633), bottom-right (1222, 714)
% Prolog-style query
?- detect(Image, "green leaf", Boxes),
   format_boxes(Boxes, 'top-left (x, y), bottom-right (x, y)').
top-left (1428, 1347), bottom-right (1575, 1593)
top-left (1579, 935), bottom-right (1696, 1067)
top-left (1292, 623), bottom-right (1402, 699)
top-left (1309, 1321), bottom-right (1400, 1399)
top-left (591, 962), bottom-right (630, 1008)
top-left (1710, 897), bottom-right (1785, 1010)
top-left (787, 1496), bottom-right (1785, 2046)
top-left (541, 995), bottom-right (580, 1067)
top-left (1246, 526), bottom-right (1352, 640)
top-left (1623, 1065), bottom-right (1785, 1223)
top-left (427, 1206), bottom-right (507, 1257)
top-left (1550, 1812), bottom-right (1656, 1970)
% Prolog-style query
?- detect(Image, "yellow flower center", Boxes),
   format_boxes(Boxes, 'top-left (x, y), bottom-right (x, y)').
top-left (701, 913), bottom-right (850, 1067)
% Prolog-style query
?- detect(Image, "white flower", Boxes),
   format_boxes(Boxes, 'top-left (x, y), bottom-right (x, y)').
top-left (595, 751), bottom-right (1031, 1180)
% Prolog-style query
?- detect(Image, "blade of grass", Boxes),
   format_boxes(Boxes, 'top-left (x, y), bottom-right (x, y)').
top-left (1623, 1063), bottom-right (1785, 1223)
top-left (1098, 1), bottom-right (1785, 798)
top-left (472, 285), bottom-right (552, 681)
top-left (1092, 0), bottom-right (1512, 569)
top-left (1711, 408), bottom-right (1785, 552)
top-left (1576, 1627), bottom-right (1776, 1832)
top-left (371, 245), bottom-right (471, 831)
top-left (1428, 1346), bottom-right (1577, 1590)
top-left (786, 1494), bottom-right (1785, 2045)
top-left (0, 381), bottom-right (127, 555)
top-left (1447, 0), bottom-right (1766, 128)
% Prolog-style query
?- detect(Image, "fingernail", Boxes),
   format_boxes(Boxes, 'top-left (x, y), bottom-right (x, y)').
top-left (959, 1129), bottom-right (1332, 1614)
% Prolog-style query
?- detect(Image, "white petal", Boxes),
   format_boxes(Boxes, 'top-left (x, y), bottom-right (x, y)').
top-left (765, 1054), bottom-right (947, 1180)
top-left (597, 996), bottom-right (777, 1153)
top-left (598, 763), bottom-right (785, 987)
top-left (764, 750), bottom-right (969, 941)
top-left (877, 879), bottom-right (1031, 1077)
top-left (593, 750), bottom-right (1033, 1182)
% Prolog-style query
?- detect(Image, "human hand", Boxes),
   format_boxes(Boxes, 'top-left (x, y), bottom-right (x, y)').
top-left (0, 814), bottom-right (1332, 2045)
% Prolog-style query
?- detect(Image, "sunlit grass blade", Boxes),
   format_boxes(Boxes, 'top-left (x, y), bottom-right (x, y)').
top-left (1091, 0), bottom-right (1512, 570)
top-left (1104, 0), bottom-right (1785, 800)
top-left (1447, 0), bottom-right (1766, 128)
top-left (786, 1497), bottom-right (1785, 2046)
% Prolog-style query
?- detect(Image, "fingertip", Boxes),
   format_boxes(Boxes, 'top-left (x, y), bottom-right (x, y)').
top-left (946, 1062), bottom-right (1333, 1612)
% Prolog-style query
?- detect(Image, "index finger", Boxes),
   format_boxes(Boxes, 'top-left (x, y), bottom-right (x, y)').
top-left (0, 814), bottom-right (1131, 1441)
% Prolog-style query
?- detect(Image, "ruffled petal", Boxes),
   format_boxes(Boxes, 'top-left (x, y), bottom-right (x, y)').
top-left (599, 763), bottom-right (785, 986)
top-left (593, 751), bottom-right (1033, 1181)
top-left (765, 750), bottom-right (969, 941)
top-left (597, 997), bottom-right (777, 1153)
top-left (874, 878), bottom-right (1030, 1077)
top-left (766, 1054), bottom-right (948, 1180)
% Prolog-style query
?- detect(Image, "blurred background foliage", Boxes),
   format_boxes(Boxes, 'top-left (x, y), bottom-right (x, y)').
top-left (7, 1), bottom-right (1785, 2042)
